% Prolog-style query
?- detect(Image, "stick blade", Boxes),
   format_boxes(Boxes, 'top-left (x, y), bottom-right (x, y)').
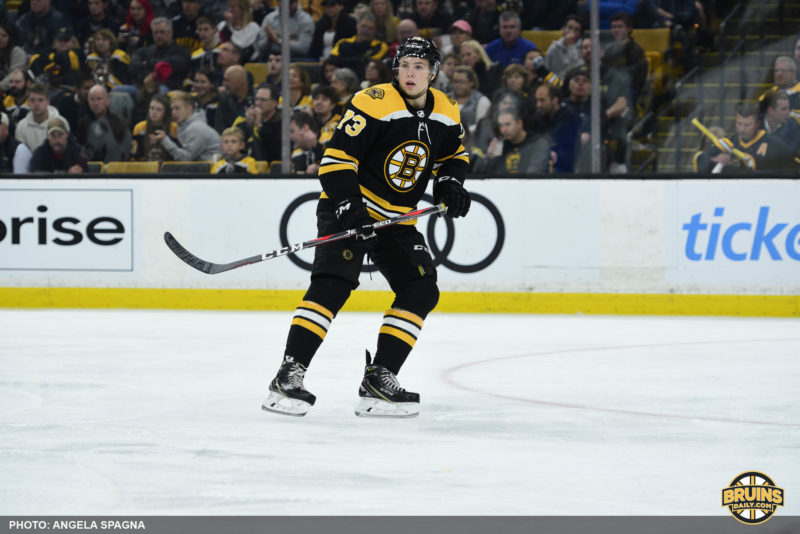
top-left (164, 232), bottom-right (263, 275)
top-left (164, 231), bottom-right (216, 274)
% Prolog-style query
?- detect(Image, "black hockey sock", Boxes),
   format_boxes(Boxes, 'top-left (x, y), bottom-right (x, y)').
top-left (284, 277), bottom-right (352, 367)
top-left (373, 308), bottom-right (424, 375)
top-left (285, 298), bottom-right (339, 368)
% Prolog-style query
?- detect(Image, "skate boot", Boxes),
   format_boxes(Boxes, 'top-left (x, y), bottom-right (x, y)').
top-left (355, 351), bottom-right (420, 418)
top-left (262, 355), bottom-right (316, 417)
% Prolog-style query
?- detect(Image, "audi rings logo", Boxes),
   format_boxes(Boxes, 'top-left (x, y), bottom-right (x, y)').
top-left (279, 192), bottom-right (504, 273)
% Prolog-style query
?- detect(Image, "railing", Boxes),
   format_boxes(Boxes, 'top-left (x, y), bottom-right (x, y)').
top-left (625, 111), bottom-right (655, 173)
top-left (672, 66), bottom-right (702, 171)
top-left (718, 2), bottom-right (743, 56)
top-left (713, 0), bottom-right (746, 124)
top-left (625, 62), bottom-right (703, 174)
top-left (778, 0), bottom-right (786, 34)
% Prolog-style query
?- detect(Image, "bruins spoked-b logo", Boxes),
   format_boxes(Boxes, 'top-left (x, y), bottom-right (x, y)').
top-left (722, 471), bottom-right (784, 524)
top-left (384, 141), bottom-right (429, 192)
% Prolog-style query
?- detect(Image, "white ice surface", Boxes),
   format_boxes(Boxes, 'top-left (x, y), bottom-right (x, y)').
top-left (1, 310), bottom-right (798, 515)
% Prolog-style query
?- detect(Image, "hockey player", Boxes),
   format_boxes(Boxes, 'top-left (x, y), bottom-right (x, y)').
top-left (262, 36), bottom-right (470, 418)
top-left (696, 102), bottom-right (793, 173)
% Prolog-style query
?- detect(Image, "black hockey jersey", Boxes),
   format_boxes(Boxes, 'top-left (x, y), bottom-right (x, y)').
top-left (697, 130), bottom-right (793, 173)
top-left (318, 83), bottom-right (469, 222)
top-left (759, 81), bottom-right (800, 114)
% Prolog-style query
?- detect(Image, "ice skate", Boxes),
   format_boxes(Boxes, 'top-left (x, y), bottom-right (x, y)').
top-left (355, 351), bottom-right (420, 418)
top-left (262, 355), bottom-right (316, 417)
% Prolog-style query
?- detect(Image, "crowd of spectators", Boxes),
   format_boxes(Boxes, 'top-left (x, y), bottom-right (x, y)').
top-left (0, 0), bottom-right (796, 175)
top-left (693, 54), bottom-right (800, 174)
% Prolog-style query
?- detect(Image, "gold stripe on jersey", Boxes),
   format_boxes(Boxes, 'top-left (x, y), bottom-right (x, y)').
top-left (319, 162), bottom-right (358, 175)
top-left (319, 147), bottom-right (359, 175)
top-left (435, 145), bottom-right (470, 166)
top-left (360, 185), bottom-right (417, 223)
top-left (736, 130), bottom-right (766, 149)
top-left (430, 88), bottom-right (461, 124)
top-left (351, 86), bottom-right (462, 125)
top-left (324, 148), bottom-right (357, 164)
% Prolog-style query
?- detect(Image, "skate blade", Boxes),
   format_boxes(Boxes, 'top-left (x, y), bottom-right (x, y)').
top-left (261, 391), bottom-right (312, 417)
top-left (354, 397), bottom-right (419, 418)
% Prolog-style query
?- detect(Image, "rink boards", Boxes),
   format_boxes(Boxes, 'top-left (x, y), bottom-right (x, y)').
top-left (0, 177), bottom-right (798, 316)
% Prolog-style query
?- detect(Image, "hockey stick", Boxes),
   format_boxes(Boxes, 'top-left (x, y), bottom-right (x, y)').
top-left (690, 118), bottom-right (755, 169)
top-left (164, 203), bottom-right (447, 275)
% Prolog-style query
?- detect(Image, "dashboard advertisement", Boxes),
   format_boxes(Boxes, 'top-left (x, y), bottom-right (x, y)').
top-left (1, 178), bottom-right (797, 298)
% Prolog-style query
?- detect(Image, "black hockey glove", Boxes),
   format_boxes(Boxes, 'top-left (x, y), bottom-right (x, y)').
top-left (335, 198), bottom-right (377, 247)
top-left (434, 176), bottom-right (471, 218)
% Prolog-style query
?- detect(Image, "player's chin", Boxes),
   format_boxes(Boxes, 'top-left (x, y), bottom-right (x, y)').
top-left (406, 86), bottom-right (427, 99)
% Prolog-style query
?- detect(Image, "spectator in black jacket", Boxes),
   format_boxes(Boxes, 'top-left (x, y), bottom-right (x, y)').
top-left (29, 27), bottom-right (85, 90)
top-left (249, 83), bottom-right (282, 162)
top-left (130, 17), bottom-right (191, 91)
top-left (3, 68), bottom-right (32, 133)
top-left (0, 112), bottom-right (31, 173)
top-left (761, 88), bottom-right (800, 155)
top-left (55, 70), bottom-right (94, 130)
top-left (189, 16), bottom-right (220, 79)
top-left (215, 64), bottom-right (253, 133)
top-left (29, 117), bottom-right (87, 173)
top-left (530, 83), bottom-right (581, 173)
top-left (192, 67), bottom-right (219, 128)
top-left (467, 0), bottom-right (499, 44)
top-left (330, 13), bottom-right (388, 73)
top-left (409, 0), bottom-right (451, 37)
top-left (309, 0), bottom-right (357, 61)
top-left (14, 0), bottom-right (72, 56)
top-left (75, 0), bottom-right (120, 53)
top-left (75, 84), bottom-right (131, 162)
top-left (171, 0), bottom-right (204, 53)
top-left (288, 110), bottom-right (323, 175)
top-left (603, 12), bottom-right (647, 106)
